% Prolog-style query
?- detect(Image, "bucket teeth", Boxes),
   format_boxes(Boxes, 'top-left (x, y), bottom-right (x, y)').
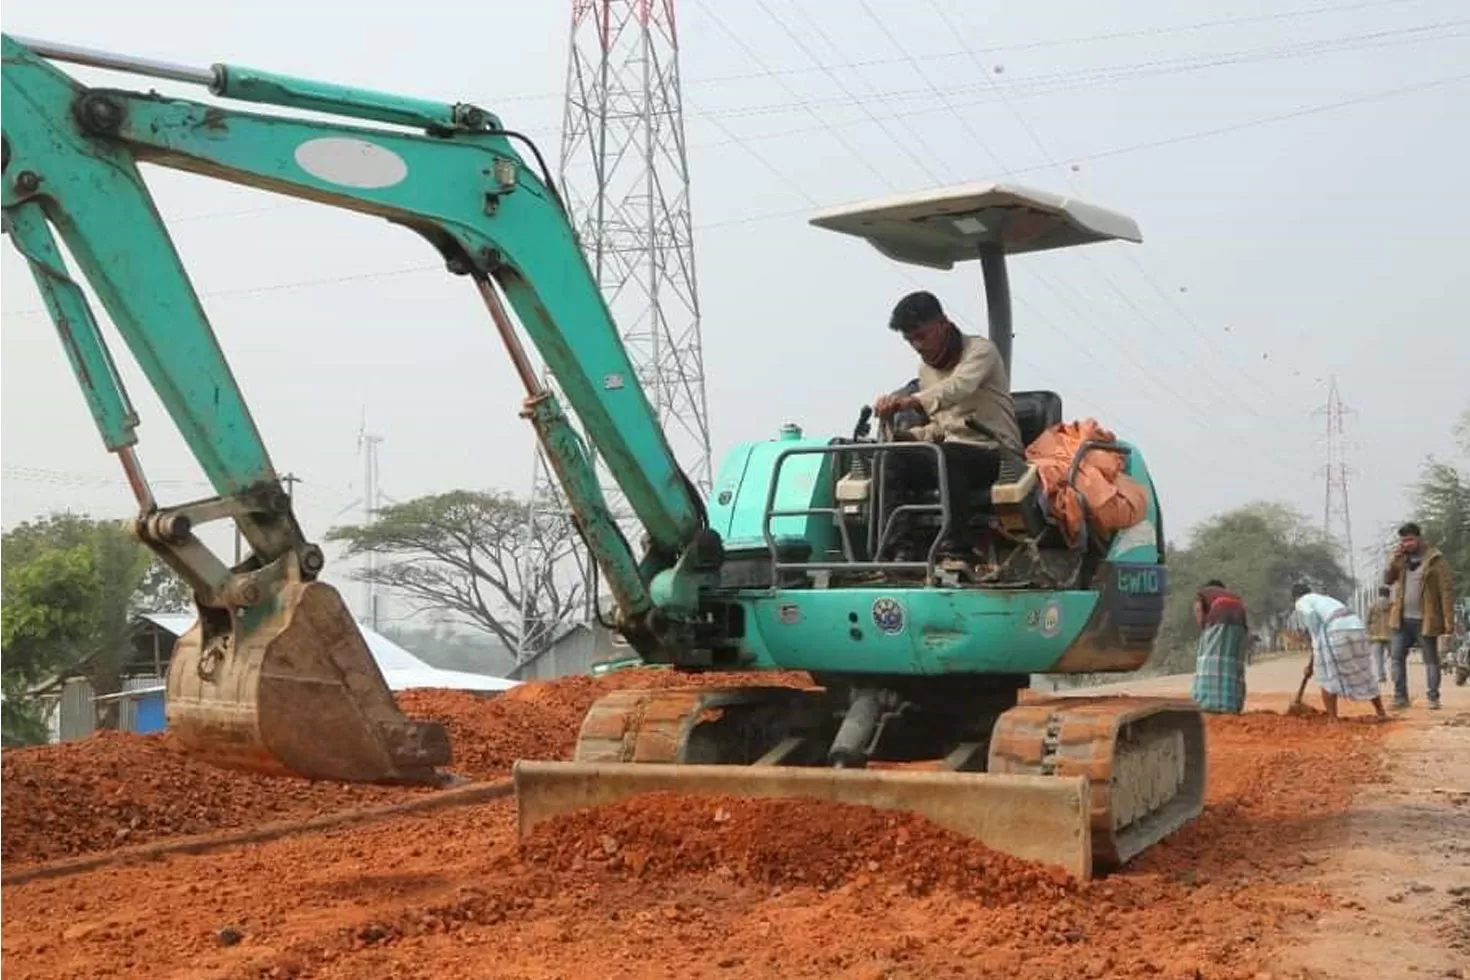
top-left (165, 581), bottom-right (450, 785)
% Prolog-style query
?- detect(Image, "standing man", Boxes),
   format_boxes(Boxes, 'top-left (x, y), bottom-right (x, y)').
top-left (1190, 579), bottom-right (1249, 713)
top-left (1292, 583), bottom-right (1389, 723)
top-left (1384, 522), bottom-right (1456, 711)
top-left (1365, 586), bottom-right (1393, 685)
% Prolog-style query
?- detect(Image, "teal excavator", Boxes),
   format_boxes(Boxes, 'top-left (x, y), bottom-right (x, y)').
top-left (2, 35), bottom-right (1204, 878)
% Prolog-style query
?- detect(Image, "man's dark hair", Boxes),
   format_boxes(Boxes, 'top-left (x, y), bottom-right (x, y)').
top-left (1202, 579), bottom-right (1225, 589)
top-left (1379, 586), bottom-right (1391, 597)
top-left (1291, 582), bottom-right (1312, 600)
top-left (1397, 521), bottom-right (1422, 537)
top-left (890, 290), bottom-right (945, 334)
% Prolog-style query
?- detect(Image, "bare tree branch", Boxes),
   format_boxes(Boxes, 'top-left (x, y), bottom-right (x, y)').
top-left (326, 490), bottom-right (582, 655)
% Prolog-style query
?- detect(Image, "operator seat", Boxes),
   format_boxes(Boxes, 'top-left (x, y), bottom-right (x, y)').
top-left (988, 390), bottom-right (1062, 536)
top-left (881, 384), bottom-right (1061, 545)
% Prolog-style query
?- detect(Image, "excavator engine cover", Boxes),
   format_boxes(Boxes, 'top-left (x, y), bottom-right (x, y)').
top-left (165, 580), bottom-right (450, 785)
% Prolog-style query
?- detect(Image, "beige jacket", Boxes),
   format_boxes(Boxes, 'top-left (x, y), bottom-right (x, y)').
top-left (910, 335), bottom-right (1023, 450)
top-left (1385, 545), bottom-right (1456, 637)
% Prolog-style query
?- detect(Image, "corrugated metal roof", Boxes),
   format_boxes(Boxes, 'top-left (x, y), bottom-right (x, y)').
top-left (135, 612), bottom-right (517, 692)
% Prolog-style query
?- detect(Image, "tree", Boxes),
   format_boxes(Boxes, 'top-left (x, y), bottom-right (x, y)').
top-left (326, 490), bottom-right (581, 654)
top-left (1150, 502), bottom-right (1351, 674)
top-left (1409, 402), bottom-right (1470, 596)
top-left (1, 513), bottom-right (191, 743)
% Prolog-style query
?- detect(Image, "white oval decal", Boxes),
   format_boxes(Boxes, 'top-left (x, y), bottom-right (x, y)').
top-left (293, 137), bottom-right (408, 189)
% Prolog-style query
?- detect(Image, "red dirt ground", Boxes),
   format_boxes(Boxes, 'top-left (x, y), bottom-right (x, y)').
top-left (0, 669), bottom-right (810, 868)
top-left (0, 731), bottom-right (414, 866)
top-left (1, 679), bottom-right (1387, 980)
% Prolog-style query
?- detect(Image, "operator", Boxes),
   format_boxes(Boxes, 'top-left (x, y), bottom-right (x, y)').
top-left (873, 290), bottom-right (1022, 558)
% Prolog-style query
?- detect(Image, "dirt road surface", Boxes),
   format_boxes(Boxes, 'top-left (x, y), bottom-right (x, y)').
top-left (3, 659), bottom-right (1466, 980)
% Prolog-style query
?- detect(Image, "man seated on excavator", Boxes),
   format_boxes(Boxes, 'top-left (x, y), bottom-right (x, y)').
top-left (873, 290), bottom-right (1022, 560)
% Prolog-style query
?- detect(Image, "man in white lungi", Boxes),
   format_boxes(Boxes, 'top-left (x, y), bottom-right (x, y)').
top-left (1291, 582), bottom-right (1388, 722)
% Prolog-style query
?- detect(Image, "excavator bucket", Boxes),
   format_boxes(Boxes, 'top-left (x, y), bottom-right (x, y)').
top-left (165, 580), bottom-right (450, 785)
top-left (513, 761), bottom-right (1094, 879)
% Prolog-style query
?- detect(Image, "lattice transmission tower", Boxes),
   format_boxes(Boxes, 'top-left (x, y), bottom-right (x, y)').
top-left (517, 0), bottom-right (711, 661)
top-left (1314, 376), bottom-right (1357, 586)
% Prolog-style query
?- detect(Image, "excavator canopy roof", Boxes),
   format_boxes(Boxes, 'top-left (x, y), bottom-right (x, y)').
top-left (808, 183), bottom-right (1142, 270)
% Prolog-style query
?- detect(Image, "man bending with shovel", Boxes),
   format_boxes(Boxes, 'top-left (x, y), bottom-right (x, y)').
top-left (1290, 583), bottom-right (1388, 722)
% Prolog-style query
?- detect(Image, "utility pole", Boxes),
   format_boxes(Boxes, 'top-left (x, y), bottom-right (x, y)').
top-left (359, 432), bottom-right (384, 633)
top-left (1314, 377), bottom-right (1357, 589)
top-left (517, 0), bottom-right (712, 663)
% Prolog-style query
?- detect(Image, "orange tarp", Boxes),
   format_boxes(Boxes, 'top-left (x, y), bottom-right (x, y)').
top-left (1025, 418), bottom-right (1148, 545)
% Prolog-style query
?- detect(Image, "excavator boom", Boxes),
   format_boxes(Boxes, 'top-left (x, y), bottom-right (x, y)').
top-left (1, 33), bottom-right (704, 783)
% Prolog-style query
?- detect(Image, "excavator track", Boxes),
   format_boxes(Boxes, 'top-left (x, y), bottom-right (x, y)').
top-left (988, 696), bottom-right (1207, 868)
top-left (564, 686), bottom-right (1205, 873)
top-left (574, 686), bottom-right (831, 765)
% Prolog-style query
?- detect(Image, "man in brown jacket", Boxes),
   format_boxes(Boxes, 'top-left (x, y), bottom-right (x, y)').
top-left (1384, 522), bottom-right (1457, 710)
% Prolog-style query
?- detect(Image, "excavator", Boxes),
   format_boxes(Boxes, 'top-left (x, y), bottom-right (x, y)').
top-left (2, 34), bottom-right (1204, 879)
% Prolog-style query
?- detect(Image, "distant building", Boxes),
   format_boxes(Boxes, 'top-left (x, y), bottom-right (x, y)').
top-left (38, 612), bottom-right (518, 744)
top-left (509, 621), bottom-right (623, 681)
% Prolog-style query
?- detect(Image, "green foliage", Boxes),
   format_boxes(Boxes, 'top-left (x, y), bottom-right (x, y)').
top-left (1409, 403), bottom-right (1470, 598)
top-left (327, 490), bottom-right (580, 652)
top-left (1, 541), bottom-right (101, 683)
top-left (1151, 501), bottom-right (1350, 674)
top-left (1, 513), bottom-right (191, 737)
top-left (2, 672), bottom-right (54, 748)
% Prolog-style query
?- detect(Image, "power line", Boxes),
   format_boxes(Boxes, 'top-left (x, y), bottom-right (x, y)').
top-left (751, 0), bottom-right (947, 187)
top-left (481, 0), bottom-right (1442, 106)
top-left (934, 0), bottom-right (1312, 419)
top-left (1, 462), bottom-right (212, 490)
top-left (13, 20), bottom-right (1456, 238)
top-left (688, 19), bottom-right (1467, 123)
top-left (925, 0), bottom-right (1453, 428)
top-left (4, 70), bottom-right (1460, 325)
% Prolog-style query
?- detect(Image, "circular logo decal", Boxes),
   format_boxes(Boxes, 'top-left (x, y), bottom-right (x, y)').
top-left (871, 597), bottom-right (906, 636)
top-left (1040, 601), bottom-right (1062, 638)
top-left (293, 137), bottom-right (408, 189)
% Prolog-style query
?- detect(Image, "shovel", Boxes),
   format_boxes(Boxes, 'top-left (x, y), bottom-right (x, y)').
top-left (1286, 668), bottom-right (1313, 717)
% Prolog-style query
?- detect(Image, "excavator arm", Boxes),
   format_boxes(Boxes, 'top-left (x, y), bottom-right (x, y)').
top-left (1, 34), bottom-right (710, 783)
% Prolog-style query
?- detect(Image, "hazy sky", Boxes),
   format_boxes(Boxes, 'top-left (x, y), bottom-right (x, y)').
top-left (3, 0), bottom-right (1466, 627)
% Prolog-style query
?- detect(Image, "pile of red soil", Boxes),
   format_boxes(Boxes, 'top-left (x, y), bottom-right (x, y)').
top-left (397, 668), bottom-right (812, 781)
top-left (520, 791), bottom-right (1075, 902)
top-left (0, 731), bottom-right (409, 866)
top-left (1, 669), bottom-right (811, 868)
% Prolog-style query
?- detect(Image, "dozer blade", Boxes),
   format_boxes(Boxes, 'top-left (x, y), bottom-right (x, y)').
top-left (513, 760), bottom-right (1095, 880)
top-left (165, 580), bottom-right (450, 785)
